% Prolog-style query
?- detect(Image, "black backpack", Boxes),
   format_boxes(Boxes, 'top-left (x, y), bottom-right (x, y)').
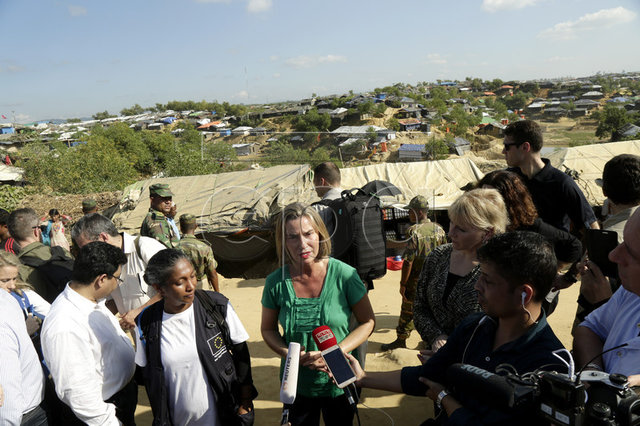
top-left (316, 188), bottom-right (387, 281)
top-left (20, 246), bottom-right (74, 303)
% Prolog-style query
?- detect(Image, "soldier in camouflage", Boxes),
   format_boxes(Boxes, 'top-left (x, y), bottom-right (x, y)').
top-left (140, 183), bottom-right (180, 248)
top-left (176, 214), bottom-right (220, 291)
top-left (381, 195), bottom-right (447, 350)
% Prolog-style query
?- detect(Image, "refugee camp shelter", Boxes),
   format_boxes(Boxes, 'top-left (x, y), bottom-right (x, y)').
top-left (546, 140), bottom-right (640, 206)
top-left (110, 158), bottom-right (484, 278)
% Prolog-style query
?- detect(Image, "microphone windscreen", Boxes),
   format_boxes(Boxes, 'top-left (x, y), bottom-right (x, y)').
top-left (446, 363), bottom-right (517, 409)
top-left (312, 325), bottom-right (338, 351)
top-left (280, 342), bottom-right (300, 405)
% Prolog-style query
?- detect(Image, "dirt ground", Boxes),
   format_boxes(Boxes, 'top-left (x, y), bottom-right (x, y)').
top-left (132, 270), bottom-right (581, 425)
top-left (18, 191), bottom-right (121, 221)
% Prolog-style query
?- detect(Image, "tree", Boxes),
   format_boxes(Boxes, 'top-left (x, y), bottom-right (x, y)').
top-left (596, 104), bottom-right (631, 141)
top-left (425, 137), bottom-right (448, 160)
top-left (92, 110), bottom-right (115, 120)
top-left (120, 104), bottom-right (146, 116)
top-left (366, 126), bottom-right (377, 144)
top-left (66, 118), bottom-right (81, 123)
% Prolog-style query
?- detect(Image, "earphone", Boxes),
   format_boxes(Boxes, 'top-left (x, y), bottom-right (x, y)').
top-left (521, 291), bottom-right (526, 306)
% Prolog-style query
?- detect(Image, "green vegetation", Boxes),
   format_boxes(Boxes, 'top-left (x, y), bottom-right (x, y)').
top-left (595, 104), bottom-right (632, 141)
top-left (0, 185), bottom-right (27, 210)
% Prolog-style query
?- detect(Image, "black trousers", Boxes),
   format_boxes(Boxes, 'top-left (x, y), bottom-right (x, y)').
top-left (286, 393), bottom-right (355, 426)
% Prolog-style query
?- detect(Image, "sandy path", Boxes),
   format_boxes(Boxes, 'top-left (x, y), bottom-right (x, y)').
top-left (134, 269), bottom-right (580, 425)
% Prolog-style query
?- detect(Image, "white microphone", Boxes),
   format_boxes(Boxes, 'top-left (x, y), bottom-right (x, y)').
top-left (280, 342), bottom-right (300, 405)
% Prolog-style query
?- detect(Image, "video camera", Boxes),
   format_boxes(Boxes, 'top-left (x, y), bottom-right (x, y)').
top-left (446, 363), bottom-right (640, 425)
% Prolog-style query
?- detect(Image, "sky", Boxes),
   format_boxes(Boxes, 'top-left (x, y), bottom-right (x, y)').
top-left (1, 0), bottom-right (639, 123)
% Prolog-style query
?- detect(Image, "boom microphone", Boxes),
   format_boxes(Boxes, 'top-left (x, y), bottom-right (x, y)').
top-left (280, 342), bottom-right (300, 405)
top-left (446, 363), bottom-right (537, 411)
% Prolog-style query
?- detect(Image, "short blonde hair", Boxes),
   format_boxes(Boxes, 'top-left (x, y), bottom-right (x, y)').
top-left (0, 251), bottom-right (30, 293)
top-left (274, 202), bottom-right (331, 266)
top-left (448, 188), bottom-right (509, 234)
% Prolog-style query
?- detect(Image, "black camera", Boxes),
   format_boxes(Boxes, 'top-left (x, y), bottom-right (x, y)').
top-left (446, 363), bottom-right (640, 425)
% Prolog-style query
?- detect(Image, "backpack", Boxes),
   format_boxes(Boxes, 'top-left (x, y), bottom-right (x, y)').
top-left (20, 246), bottom-right (74, 303)
top-left (315, 188), bottom-right (387, 281)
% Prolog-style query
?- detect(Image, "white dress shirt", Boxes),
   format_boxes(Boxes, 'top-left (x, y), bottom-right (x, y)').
top-left (0, 290), bottom-right (44, 426)
top-left (109, 232), bottom-right (165, 313)
top-left (41, 284), bottom-right (136, 426)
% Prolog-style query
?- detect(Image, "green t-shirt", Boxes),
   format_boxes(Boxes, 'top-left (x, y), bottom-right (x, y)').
top-left (261, 258), bottom-right (367, 398)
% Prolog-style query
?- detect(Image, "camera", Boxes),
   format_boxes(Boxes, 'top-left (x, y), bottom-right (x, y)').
top-left (446, 363), bottom-right (640, 425)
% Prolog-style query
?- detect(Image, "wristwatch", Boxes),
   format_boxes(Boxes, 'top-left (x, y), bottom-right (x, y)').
top-left (436, 389), bottom-right (450, 409)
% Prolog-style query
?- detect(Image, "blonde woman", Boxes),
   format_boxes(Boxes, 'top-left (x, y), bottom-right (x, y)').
top-left (414, 188), bottom-right (509, 351)
top-left (261, 202), bottom-right (375, 426)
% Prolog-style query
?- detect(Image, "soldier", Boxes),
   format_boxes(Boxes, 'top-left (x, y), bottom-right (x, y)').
top-left (176, 214), bottom-right (219, 292)
top-left (140, 183), bottom-right (180, 248)
top-left (382, 195), bottom-right (446, 350)
top-left (82, 198), bottom-right (98, 215)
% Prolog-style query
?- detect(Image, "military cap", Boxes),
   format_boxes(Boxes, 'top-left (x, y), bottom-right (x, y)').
top-left (82, 198), bottom-right (97, 209)
top-left (179, 213), bottom-right (197, 228)
top-left (404, 195), bottom-right (429, 211)
top-left (149, 183), bottom-right (173, 197)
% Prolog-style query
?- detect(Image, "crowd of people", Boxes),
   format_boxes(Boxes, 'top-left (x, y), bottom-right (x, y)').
top-left (0, 119), bottom-right (639, 426)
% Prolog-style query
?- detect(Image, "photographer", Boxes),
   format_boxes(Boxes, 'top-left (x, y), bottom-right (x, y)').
top-left (348, 232), bottom-right (567, 425)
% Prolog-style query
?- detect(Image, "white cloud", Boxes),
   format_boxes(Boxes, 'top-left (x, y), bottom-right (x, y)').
top-left (425, 53), bottom-right (446, 65)
top-left (284, 54), bottom-right (347, 69)
top-left (482, 0), bottom-right (540, 13)
top-left (247, 0), bottom-right (272, 13)
top-left (539, 7), bottom-right (636, 40)
top-left (68, 5), bottom-right (87, 16)
top-left (272, 73), bottom-right (281, 78)
top-left (0, 64), bottom-right (25, 73)
top-left (234, 90), bottom-right (249, 99)
top-left (269, 55), bottom-right (279, 62)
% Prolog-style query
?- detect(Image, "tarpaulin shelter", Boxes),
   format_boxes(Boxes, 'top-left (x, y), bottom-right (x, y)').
top-left (546, 140), bottom-right (640, 207)
top-left (110, 158), bottom-right (484, 278)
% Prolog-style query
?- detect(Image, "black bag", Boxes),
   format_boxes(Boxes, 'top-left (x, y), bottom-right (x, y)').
top-left (20, 246), bottom-right (74, 303)
top-left (316, 188), bottom-right (387, 281)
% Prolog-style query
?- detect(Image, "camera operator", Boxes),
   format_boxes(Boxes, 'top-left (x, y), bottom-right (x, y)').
top-left (574, 208), bottom-right (640, 387)
top-left (347, 231), bottom-right (567, 425)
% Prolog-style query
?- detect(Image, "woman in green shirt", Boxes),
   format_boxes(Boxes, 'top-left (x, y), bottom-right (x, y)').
top-left (261, 202), bottom-right (375, 426)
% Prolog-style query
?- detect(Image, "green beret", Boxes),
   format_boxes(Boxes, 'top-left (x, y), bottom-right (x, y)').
top-left (404, 195), bottom-right (429, 211)
top-left (82, 198), bottom-right (97, 209)
top-left (149, 183), bottom-right (173, 197)
top-left (179, 214), bottom-right (197, 227)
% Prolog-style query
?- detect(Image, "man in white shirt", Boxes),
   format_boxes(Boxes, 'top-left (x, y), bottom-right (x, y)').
top-left (0, 290), bottom-right (46, 426)
top-left (41, 242), bottom-right (136, 426)
top-left (71, 213), bottom-right (165, 329)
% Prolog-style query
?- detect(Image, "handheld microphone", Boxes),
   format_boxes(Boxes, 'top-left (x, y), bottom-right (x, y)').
top-left (280, 342), bottom-right (300, 425)
top-left (312, 325), bottom-right (358, 406)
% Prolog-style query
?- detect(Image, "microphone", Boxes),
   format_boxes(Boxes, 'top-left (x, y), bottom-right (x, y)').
top-left (446, 363), bottom-right (536, 410)
top-left (312, 325), bottom-right (358, 407)
top-left (280, 342), bottom-right (300, 425)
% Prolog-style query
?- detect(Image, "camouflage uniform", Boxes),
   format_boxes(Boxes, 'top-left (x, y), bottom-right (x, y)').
top-left (396, 219), bottom-right (447, 339)
top-left (140, 208), bottom-right (180, 248)
top-left (177, 234), bottom-right (218, 290)
top-left (140, 183), bottom-right (179, 248)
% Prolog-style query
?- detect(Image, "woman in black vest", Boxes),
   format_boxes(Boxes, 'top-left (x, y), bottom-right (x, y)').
top-left (136, 249), bottom-right (256, 426)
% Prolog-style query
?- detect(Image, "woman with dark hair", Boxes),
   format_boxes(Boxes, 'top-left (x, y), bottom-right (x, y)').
top-left (478, 170), bottom-right (582, 265)
top-left (136, 249), bottom-right (256, 426)
top-left (261, 202), bottom-right (375, 426)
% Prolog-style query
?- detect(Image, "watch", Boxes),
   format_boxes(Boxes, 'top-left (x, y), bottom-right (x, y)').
top-left (436, 389), bottom-right (450, 409)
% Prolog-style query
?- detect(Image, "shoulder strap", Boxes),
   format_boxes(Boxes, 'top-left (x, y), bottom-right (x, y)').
top-left (194, 289), bottom-right (231, 348)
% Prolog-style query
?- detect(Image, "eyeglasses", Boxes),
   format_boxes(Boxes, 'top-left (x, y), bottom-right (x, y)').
top-left (503, 142), bottom-right (520, 150)
top-left (109, 275), bottom-right (125, 285)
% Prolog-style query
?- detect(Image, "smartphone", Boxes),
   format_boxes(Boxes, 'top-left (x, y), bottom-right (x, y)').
top-left (585, 229), bottom-right (619, 278)
top-left (321, 346), bottom-right (357, 388)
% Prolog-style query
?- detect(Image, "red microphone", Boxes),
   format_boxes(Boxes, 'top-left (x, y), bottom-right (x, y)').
top-left (312, 325), bottom-right (338, 350)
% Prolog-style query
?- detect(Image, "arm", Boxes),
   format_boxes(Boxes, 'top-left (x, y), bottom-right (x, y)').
top-left (205, 257), bottom-right (220, 292)
top-left (339, 294), bottom-right (375, 353)
top-left (260, 306), bottom-right (288, 358)
top-left (573, 325), bottom-right (605, 370)
top-left (346, 352), bottom-right (404, 393)
top-left (43, 331), bottom-right (121, 425)
top-left (578, 260), bottom-right (612, 305)
top-left (120, 292), bottom-right (162, 330)
top-left (0, 327), bottom-right (25, 425)
top-left (400, 259), bottom-right (413, 287)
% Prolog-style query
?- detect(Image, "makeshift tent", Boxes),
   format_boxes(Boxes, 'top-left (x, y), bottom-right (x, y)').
top-left (110, 158), bottom-right (484, 278)
top-left (546, 139), bottom-right (640, 206)
top-left (0, 164), bottom-right (24, 183)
